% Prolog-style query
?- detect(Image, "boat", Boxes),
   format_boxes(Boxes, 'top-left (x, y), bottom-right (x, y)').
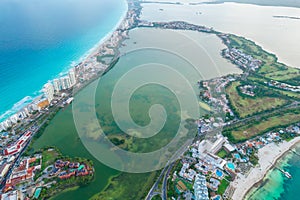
top-left (283, 171), bottom-right (292, 179)
top-left (278, 168), bottom-right (292, 179)
top-left (274, 165), bottom-right (292, 179)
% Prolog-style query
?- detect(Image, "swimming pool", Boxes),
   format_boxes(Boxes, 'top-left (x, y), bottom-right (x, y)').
top-left (212, 195), bottom-right (221, 200)
top-left (234, 153), bottom-right (241, 159)
top-left (215, 169), bottom-right (223, 177)
top-left (227, 162), bottom-right (235, 170)
top-left (33, 188), bottom-right (42, 199)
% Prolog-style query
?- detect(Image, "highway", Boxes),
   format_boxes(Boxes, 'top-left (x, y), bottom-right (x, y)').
top-left (162, 162), bottom-right (174, 200)
top-left (145, 162), bottom-right (169, 200)
top-left (145, 141), bottom-right (191, 200)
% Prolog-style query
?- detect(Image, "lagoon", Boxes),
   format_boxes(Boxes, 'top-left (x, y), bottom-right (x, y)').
top-left (32, 27), bottom-right (240, 199)
top-left (140, 2), bottom-right (300, 68)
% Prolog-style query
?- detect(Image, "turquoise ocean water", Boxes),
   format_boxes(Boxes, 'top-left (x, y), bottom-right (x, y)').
top-left (0, 0), bottom-right (127, 122)
top-left (247, 143), bottom-right (300, 200)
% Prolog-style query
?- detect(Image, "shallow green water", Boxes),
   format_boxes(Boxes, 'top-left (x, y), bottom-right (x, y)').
top-left (32, 49), bottom-right (200, 200)
top-left (32, 106), bottom-right (119, 200)
top-left (32, 28), bottom-right (238, 199)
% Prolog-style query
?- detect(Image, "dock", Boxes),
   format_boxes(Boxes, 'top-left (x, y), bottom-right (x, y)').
top-left (291, 149), bottom-right (300, 157)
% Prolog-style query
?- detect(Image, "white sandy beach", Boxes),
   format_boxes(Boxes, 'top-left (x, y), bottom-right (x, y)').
top-left (231, 137), bottom-right (300, 200)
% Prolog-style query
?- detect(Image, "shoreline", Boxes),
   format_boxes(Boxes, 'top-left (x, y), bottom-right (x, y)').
top-left (2, 0), bottom-right (300, 199)
top-left (0, 0), bottom-right (129, 124)
top-left (231, 137), bottom-right (300, 200)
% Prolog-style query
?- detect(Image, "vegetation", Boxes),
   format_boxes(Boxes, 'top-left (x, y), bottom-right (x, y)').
top-left (221, 33), bottom-right (300, 144)
top-left (40, 147), bottom-right (60, 171)
top-left (91, 171), bottom-right (159, 200)
top-left (228, 34), bottom-right (300, 86)
top-left (228, 34), bottom-right (299, 79)
top-left (224, 108), bottom-right (300, 143)
top-left (226, 81), bottom-right (288, 118)
top-left (249, 151), bottom-right (259, 166)
top-left (217, 179), bottom-right (230, 195)
top-left (33, 147), bottom-right (94, 199)
top-left (216, 148), bottom-right (228, 159)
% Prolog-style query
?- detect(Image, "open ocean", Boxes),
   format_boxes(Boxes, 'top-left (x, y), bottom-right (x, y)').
top-left (0, 0), bottom-right (127, 122)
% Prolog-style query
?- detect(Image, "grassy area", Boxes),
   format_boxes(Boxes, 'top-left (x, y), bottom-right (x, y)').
top-left (216, 149), bottom-right (228, 159)
top-left (226, 81), bottom-right (287, 118)
top-left (217, 179), bottom-right (230, 195)
top-left (226, 35), bottom-right (300, 120)
top-left (34, 147), bottom-right (94, 199)
top-left (226, 109), bottom-right (300, 142)
top-left (41, 148), bottom-right (60, 171)
top-left (228, 34), bottom-right (300, 84)
top-left (247, 76), bottom-right (300, 99)
top-left (92, 171), bottom-right (159, 200)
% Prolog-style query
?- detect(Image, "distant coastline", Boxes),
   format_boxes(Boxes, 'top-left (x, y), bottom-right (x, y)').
top-left (202, 0), bottom-right (300, 9)
top-left (273, 15), bottom-right (300, 20)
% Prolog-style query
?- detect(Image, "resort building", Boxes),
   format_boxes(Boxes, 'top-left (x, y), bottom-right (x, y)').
top-left (2, 131), bottom-right (32, 156)
top-left (193, 174), bottom-right (209, 200)
top-left (53, 79), bottom-right (61, 92)
top-left (43, 83), bottom-right (55, 102)
top-left (1, 190), bottom-right (23, 200)
top-left (60, 76), bottom-right (72, 90)
top-left (68, 68), bottom-right (76, 86)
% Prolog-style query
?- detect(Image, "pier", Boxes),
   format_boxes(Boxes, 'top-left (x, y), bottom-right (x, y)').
top-left (274, 166), bottom-right (292, 179)
top-left (291, 149), bottom-right (300, 157)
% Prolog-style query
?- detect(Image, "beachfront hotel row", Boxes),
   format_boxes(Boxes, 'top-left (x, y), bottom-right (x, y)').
top-left (0, 68), bottom-right (77, 132)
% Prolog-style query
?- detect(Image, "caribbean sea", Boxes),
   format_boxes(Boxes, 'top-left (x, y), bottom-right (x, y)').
top-left (247, 143), bottom-right (300, 200)
top-left (0, 0), bottom-right (127, 122)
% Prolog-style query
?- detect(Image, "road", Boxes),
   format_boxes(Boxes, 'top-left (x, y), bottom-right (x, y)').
top-left (225, 101), bottom-right (300, 129)
top-left (0, 116), bottom-right (51, 190)
top-left (162, 162), bottom-right (174, 200)
top-left (145, 162), bottom-right (169, 200)
top-left (145, 141), bottom-right (191, 200)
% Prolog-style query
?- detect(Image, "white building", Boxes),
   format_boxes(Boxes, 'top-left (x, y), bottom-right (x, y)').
top-left (194, 174), bottom-right (209, 200)
top-left (69, 68), bottom-right (76, 86)
top-left (10, 114), bottom-right (18, 124)
top-left (17, 111), bottom-right (27, 120)
top-left (53, 78), bottom-right (61, 92)
top-left (60, 76), bottom-right (71, 90)
top-left (43, 83), bottom-right (55, 102)
top-left (1, 119), bottom-right (12, 130)
top-left (23, 107), bottom-right (30, 116)
top-left (0, 124), bottom-right (4, 132)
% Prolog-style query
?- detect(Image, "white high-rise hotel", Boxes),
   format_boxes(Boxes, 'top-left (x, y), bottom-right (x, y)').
top-left (53, 79), bottom-right (61, 92)
top-left (52, 68), bottom-right (77, 92)
top-left (43, 83), bottom-right (55, 102)
top-left (60, 77), bottom-right (71, 90)
top-left (43, 68), bottom-right (76, 101)
top-left (69, 68), bottom-right (76, 86)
